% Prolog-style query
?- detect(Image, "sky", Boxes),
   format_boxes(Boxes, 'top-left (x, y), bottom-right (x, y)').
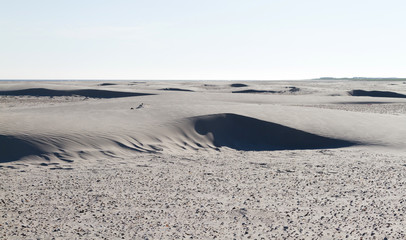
top-left (1, 0), bottom-right (405, 80)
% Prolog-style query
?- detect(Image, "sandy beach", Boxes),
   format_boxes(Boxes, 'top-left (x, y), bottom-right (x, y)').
top-left (1, 80), bottom-right (406, 239)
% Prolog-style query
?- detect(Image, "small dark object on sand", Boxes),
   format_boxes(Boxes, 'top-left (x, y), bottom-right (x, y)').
top-left (136, 103), bottom-right (144, 109)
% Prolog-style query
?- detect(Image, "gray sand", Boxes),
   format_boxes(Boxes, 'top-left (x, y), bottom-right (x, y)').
top-left (1, 80), bottom-right (406, 239)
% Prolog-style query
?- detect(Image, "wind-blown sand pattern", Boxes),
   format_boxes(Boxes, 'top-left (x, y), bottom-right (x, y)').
top-left (1, 80), bottom-right (406, 239)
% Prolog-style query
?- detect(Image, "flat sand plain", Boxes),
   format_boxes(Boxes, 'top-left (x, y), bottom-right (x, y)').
top-left (1, 80), bottom-right (406, 239)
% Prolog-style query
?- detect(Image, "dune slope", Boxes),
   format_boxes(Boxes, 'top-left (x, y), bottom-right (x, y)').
top-left (0, 135), bottom-right (46, 163)
top-left (191, 113), bottom-right (356, 151)
top-left (0, 113), bottom-right (358, 163)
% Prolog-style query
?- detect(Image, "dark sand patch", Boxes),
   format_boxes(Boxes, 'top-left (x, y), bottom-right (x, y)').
top-left (0, 135), bottom-right (46, 163)
top-left (159, 88), bottom-right (194, 92)
top-left (337, 101), bottom-right (395, 105)
top-left (98, 83), bottom-right (118, 86)
top-left (286, 86), bottom-right (300, 92)
top-left (230, 83), bottom-right (248, 88)
top-left (349, 90), bottom-right (406, 98)
top-left (191, 113), bottom-right (356, 151)
top-left (232, 89), bottom-right (280, 94)
top-left (0, 88), bottom-right (153, 99)
top-left (233, 87), bottom-right (300, 94)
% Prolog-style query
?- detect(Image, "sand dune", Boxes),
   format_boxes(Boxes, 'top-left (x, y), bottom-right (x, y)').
top-left (0, 113), bottom-right (356, 163)
top-left (1, 81), bottom-right (406, 163)
top-left (349, 89), bottom-right (406, 98)
top-left (2, 80), bottom-right (406, 239)
top-left (0, 88), bottom-right (153, 98)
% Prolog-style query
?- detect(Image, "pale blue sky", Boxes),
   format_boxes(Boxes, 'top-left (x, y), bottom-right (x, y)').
top-left (1, 0), bottom-right (405, 80)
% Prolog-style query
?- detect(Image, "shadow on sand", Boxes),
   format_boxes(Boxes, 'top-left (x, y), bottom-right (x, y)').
top-left (0, 135), bottom-right (46, 163)
top-left (193, 113), bottom-right (356, 151)
top-left (349, 90), bottom-right (406, 98)
top-left (0, 88), bottom-right (154, 99)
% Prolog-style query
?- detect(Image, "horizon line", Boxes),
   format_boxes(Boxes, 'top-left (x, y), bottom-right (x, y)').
top-left (1, 77), bottom-right (406, 82)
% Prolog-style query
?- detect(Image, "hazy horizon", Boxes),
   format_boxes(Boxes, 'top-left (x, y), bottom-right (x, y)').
top-left (1, 0), bottom-right (406, 80)
top-left (1, 77), bottom-right (406, 82)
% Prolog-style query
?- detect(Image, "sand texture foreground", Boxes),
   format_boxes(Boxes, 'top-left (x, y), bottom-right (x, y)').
top-left (1, 80), bottom-right (406, 239)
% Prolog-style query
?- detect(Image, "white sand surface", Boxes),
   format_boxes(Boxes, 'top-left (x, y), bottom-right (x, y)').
top-left (1, 80), bottom-right (406, 239)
